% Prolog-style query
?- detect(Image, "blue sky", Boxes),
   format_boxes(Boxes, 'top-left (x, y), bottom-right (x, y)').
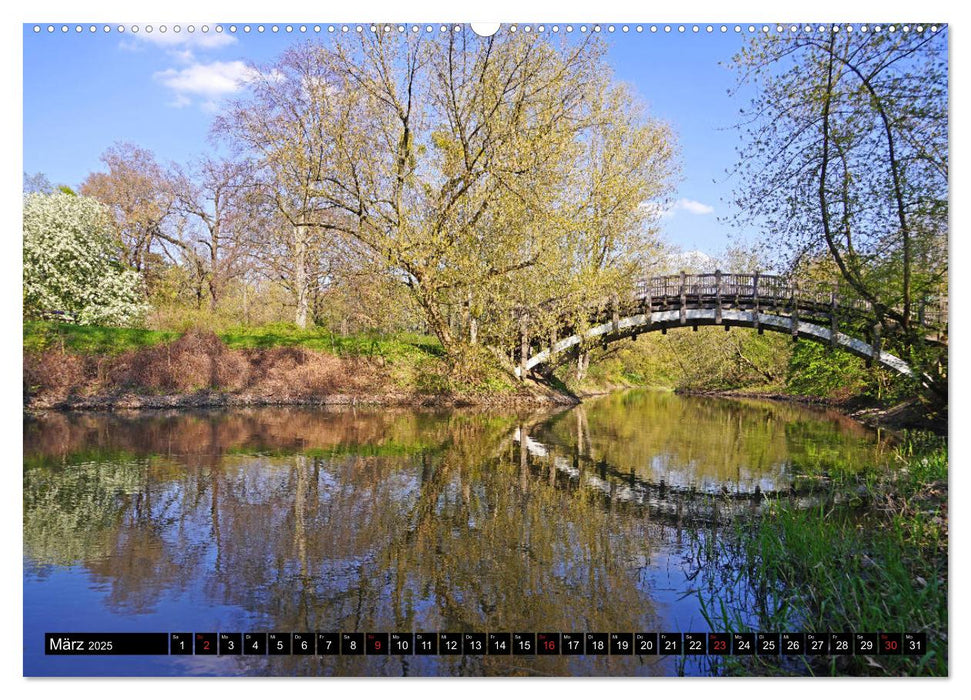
top-left (23, 23), bottom-right (761, 256)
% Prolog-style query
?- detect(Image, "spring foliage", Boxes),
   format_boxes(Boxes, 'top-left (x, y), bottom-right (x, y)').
top-left (23, 192), bottom-right (149, 326)
top-left (215, 33), bottom-right (677, 353)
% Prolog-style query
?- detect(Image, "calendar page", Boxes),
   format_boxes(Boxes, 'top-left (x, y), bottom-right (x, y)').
top-left (20, 12), bottom-right (949, 680)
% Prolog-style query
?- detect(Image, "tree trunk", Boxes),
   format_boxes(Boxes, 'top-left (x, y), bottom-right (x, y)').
top-left (415, 289), bottom-right (455, 354)
top-left (294, 224), bottom-right (309, 328)
top-left (467, 291), bottom-right (478, 345)
top-left (208, 279), bottom-right (219, 313)
top-left (576, 351), bottom-right (589, 382)
top-left (209, 223), bottom-right (220, 313)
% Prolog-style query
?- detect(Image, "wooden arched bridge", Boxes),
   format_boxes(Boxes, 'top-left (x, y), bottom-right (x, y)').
top-left (513, 271), bottom-right (947, 380)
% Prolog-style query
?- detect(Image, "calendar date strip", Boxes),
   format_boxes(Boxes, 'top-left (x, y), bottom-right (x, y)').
top-left (45, 632), bottom-right (927, 656)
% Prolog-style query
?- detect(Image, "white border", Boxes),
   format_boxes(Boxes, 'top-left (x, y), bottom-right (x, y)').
top-left (5, 1), bottom-right (963, 698)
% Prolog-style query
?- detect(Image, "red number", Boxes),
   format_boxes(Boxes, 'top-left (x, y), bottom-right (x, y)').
top-left (714, 640), bottom-right (726, 651)
top-left (203, 640), bottom-right (210, 650)
top-left (544, 641), bottom-right (556, 650)
top-left (374, 641), bottom-right (381, 650)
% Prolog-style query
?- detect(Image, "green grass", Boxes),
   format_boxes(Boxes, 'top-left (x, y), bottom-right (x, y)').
top-left (24, 320), bottom-right (444, 361)
top-left (692, 435), bottom-right (947, 676)
top-left (218, 323), bottom-right (444, 360)
top-left (24, 321), bottom-right (179, 355)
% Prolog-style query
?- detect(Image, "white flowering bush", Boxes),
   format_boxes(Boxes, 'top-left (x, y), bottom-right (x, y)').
top-left (23, 192), bottom-right (149, 326)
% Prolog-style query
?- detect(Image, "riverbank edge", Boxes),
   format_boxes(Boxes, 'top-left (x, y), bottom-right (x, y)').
top-left (675, 387), bottom-right (945, 434)
top-left (23, 327), bottom-right (583, 412)
top-left (23, 384), bottom-right (581, 413)
top-left (25, 382), bottom-right (937, 432)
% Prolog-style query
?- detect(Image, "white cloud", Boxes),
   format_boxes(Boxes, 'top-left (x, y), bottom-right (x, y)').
top-left (169, 48), bottom-right (196, 64)
top-left (126, 31), bottom-right (237, 50)
top-left (167, 94), bottom-right (192, 109)
top-left (154, 60), bottom-right (259, 108)
top-left (674, 199), bottom-right (715, 215)
top-left (121, 31), bottom-right (236, 72)
top-left (642, 198), bottom-right (715, 220)
top-left (154, 61), bottom-right (284, 110)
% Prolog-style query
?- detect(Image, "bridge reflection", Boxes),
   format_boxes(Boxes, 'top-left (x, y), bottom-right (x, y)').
top-left (510, 391), bottom-right (889, 525)
top-left (512, 426), bottom-right (832, 526)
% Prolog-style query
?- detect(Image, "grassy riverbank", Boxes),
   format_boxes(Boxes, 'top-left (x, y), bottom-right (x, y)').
top-left (692, 433), bottom-right (947, 676)
top-left (23, 321), bottom-right (570, 409)
top-left (24, 320), bottom-right (443, 358)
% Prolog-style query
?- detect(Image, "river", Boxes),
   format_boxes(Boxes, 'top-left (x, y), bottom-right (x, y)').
top-left (23, 390), bottom-right (892, 676)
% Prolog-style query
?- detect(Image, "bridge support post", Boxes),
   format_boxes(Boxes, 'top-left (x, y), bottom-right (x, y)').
top-left (753, 271), bottom-right (761, 334)
top-left (576, 350), bottom-right (589, 381)
top-left (715, 269), bottom-right (723, 325)
top-left (611, 293), bottom-right (620, 334)
top-left (790, 281), bottom-right (799, 340)
top-left (939, 294), bottom-right (947, 342)
top-left (643, 288), bottom-right (653, 326)
top-left (830, 289), bottom-right (838, 349)
top-left (519, 312), bottom-right (528, 382)
top-left (679, 271), bottom-right (687, 326)
top-left (871, 322), bottom-right (882, 365)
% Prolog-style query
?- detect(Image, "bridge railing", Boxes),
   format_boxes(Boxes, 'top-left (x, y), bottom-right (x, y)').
top-left (635, 272), bottom-right (946, 331)
top-left (518, 271), bottom-right (945, 377)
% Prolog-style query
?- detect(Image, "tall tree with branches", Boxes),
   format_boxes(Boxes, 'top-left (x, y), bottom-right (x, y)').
top-left (171, 157), bottom-right (260, 312)
top-left (729, 26), bottom-right (948, 362)
top-left (217, 31), bottom-right (676, 358)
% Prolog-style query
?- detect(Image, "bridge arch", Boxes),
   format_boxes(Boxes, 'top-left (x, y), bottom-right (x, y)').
top-left (516, 308), bottom-right (914, 378)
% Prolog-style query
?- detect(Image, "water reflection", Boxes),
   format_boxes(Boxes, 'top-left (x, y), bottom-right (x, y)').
top-left (23, 392), bottom-right (890, 676)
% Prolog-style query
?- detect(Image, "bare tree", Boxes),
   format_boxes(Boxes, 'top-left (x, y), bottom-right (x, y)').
top-left (80, 143), bottom-right (181, 277)
top-left (213, 47), bottom-right (338, 327)
top-left (171, 158), bottom-right (259, 312)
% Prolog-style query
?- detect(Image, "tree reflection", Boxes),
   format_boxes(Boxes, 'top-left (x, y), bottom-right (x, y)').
top-left (23, 396), bottom-right (889, 676)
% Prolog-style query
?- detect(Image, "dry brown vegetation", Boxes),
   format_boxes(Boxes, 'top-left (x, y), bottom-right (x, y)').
top-left (23, 330), bottom-right (563, 409)
top-left (25, 330), bottom-right (394, 408)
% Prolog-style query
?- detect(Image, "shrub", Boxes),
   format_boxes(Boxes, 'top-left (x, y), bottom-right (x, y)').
top-left (23, 192), bottom-right (149, 326)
